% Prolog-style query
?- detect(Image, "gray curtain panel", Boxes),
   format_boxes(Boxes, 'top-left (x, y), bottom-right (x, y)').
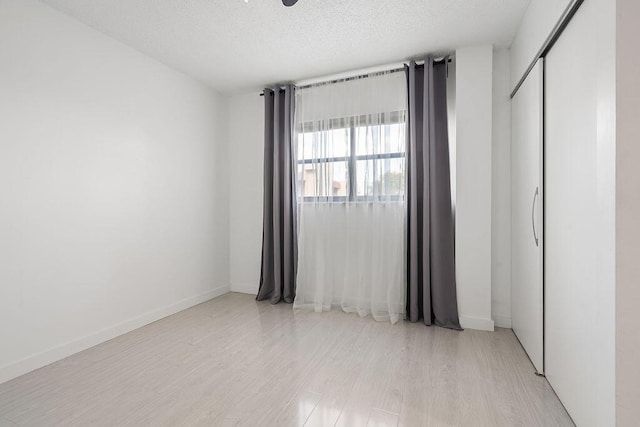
top-left (257, 85), bottom-right (298, 304)
top-left (405, 59), bottom-right (461, 330)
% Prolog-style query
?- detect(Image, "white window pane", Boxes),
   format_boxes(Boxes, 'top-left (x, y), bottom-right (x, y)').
top-left (356, 158), bottom-right (405, 197)
top-left (298, 161), bottom-right (349, 198)
top-left (355, 159), bottom-right (374, 197)
top-left (298, 128), bottom-right (350, 161)
top-left (355, 123), bottom-right (406, 156)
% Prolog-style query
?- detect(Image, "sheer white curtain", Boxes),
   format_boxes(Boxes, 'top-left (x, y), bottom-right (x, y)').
top-left (293, 71), bottom-right (408, 323)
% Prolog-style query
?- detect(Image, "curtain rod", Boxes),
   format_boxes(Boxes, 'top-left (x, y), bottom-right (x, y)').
top-left (260, 57), bottom-right (451, 96)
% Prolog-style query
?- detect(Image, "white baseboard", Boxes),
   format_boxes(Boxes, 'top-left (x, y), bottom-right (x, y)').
top-left (0, 285), bottom-right (229, 385)
top-left (230, 283), bottom-right (257, 295)
top-left (493, 314), bottom-right (512, 329)
top-left (460, 315), bottom-right (495, 331)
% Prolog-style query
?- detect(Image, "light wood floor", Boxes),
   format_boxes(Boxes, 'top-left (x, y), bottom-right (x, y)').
top-left (0, 292), bottom-right (573, 426)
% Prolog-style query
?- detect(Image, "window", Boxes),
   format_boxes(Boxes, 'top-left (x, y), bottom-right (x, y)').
top-left (296, 112), bottom-right (406, 202)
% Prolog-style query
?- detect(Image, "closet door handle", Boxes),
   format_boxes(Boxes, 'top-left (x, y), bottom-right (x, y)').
top-left (531, 186), bottom-right (539, 247)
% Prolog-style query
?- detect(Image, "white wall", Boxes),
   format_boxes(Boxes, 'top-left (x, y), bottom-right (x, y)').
top-left (491, 48), bottom-right (512, 328)
top-left (510, 0), bottom-right (572, 91)
top-left (0, 0), bottom-right (229, 384)
top-left (616, 0), bottom-right (640, 423)
top-left (229, 93), bottom-right (264, 295)
top-left (455, 45), bottom-right (494, 331)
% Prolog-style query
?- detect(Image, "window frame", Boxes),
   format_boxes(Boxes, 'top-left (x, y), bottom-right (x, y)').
top-left (296, 111), bottom-right (407, 203)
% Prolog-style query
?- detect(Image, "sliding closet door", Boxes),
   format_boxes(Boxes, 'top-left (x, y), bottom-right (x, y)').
top-left (511, 59), bottom-right (543, 374)
top-left (545, 4), bottom-right (607, 425)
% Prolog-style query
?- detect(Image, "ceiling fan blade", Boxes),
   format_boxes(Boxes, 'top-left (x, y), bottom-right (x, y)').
top-left (282, 0), bottom-right (299, 6)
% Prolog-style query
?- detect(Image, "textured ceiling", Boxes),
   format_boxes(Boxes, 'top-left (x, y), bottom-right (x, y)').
top-left (40, 0), bottom-right (531, 94)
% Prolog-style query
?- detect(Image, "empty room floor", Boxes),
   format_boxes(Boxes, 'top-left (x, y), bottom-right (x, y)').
top-left (0, 293), bottom-right (572, 426)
